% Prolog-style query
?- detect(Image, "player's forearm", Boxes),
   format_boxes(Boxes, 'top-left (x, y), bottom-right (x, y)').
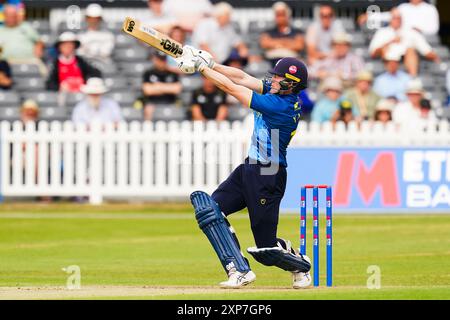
top-left (213, 64), bottom-right (248, 84)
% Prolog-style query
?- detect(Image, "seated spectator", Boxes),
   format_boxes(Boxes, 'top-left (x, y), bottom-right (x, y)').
top-left (166, 25), bottom-right (191, 72)
top-left (369, 8), bottom-right (439, 77)
top-left (142, 50), bottom-right (182, 121)
top-left (359, 0), bottom-right (439, 36)
top-left (373, 48), bottom-right (411, 101)
top-left (20, 99), bottom-right (39, 125)
top-left (143, 0), bottom-right (176, 34)
top-left (310, 32), bottom-right (364, 85)
top-left (374, 98), bottom-right (395, 124)
top-left (312, 77), bottom-right (359, 123)
top-left (393, 79), bottom-right (437, 128)
top-left (46, 32), bottom-right (101, 92)
top-left (0, 5), bottom-right (44, 69)
top-left (259, 2), bottom-right (304, 65)
top-left (77, 3), bottom-right (115, 72)
top-left (0, 0), bottom-right (24, 24)
top-left (330, 99), bottom-right (356, 128)
top-left (305, 5), bottom-right (344, 64)
top-left (72, 77), bottom-right (122, 125)
top-left (0, 45), bottom-right (12, 90)
top-left (191, 78), bottom-right (228, 121)
top-left (193, 2), bottom-right (248, 65)
top-left (344, 70), bottom-right (380, 120)
top-left (163, 0), bottom-right (212, 32)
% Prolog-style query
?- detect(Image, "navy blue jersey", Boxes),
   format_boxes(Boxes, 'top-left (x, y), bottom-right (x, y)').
top-left (248, 81), bottom-right (301, 167)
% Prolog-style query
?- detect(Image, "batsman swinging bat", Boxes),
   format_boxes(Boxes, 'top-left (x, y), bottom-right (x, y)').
top-left (122, 17), bottom-right (184, 58)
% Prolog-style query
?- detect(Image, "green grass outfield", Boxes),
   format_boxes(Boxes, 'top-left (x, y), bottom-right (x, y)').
top-left (0, 203), bottom-right (449, 300)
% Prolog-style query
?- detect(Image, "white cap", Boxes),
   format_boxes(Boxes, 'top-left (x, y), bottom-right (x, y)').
top-left (86, 3), bottom-right (103, 18)
top-left (384, 47), bottom-right (402, 62)
top-left (332, 32), bottom-right (352, 44)
top-left (406, 78), bottom-right (424, 94)
top-left (56, 31), bottom-right (80, 48)
top-left (375, 99), bottom-right (395, 112)
top-left (321, 76), bottom-right (343, 92)
top-left (81, 77), bottom-right (109, 95)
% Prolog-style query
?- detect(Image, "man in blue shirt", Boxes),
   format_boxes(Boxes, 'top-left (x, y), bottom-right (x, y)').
top-left (178, 49), bottom-right (312, 289)
top-left (373, 49), bottom-right (411, 101)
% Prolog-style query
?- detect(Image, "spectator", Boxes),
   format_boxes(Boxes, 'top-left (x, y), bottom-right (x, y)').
top-left (393, 79), bottom-right (437, 128)
top-left (330, 99), bottom-right (356, 127)
top-left (142, 50), bottom-right (182, 121)
top-left (305, 5), bottom-right (344, 64)
top-left (191, 78), bottom-right (228, 121)
top-left (0, 0), bottom-right (24, 25)
top-left (46, 32), bottom-right (101, 92)
top-left (163, 0), bottom-right (212, 32)
top-left (167, 25), bottom-right (190, 72)
top-left (369, 8), bottom-right (439, 77)
top-left (143, 0), bottom-right (176, 34)
top-left (373, 48), bottom-right (411, 101)
top-left (223, 51), bottom-right (248, 105)
top-left (72, 77), bottom-right (122, 125)
top-left (20, 99), bottom-right (39, 125)
top-left (310, 32), bottom-right (365, 85)
top-left (344, 70), bottom-right (380, 120)
top-left (77, 3), bottom-right (115, 72)
top-left (0, 5), bottom-right (44, 66)
top-left (0, 45), bottom-right (12, 90)
top-left (312, 77), bottom-right (353, 123)
top-left (193, 2), bottom-right (248, 65)
top-left (374, 98), bottom-right (395, 124)
top-left (259, 2), bottom-right (304, 64)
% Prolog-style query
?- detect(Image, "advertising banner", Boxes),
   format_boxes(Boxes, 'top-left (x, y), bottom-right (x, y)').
top-left (282, 148), bottom-right (450, 213)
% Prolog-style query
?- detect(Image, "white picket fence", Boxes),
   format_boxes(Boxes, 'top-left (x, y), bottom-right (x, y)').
top-left (1, 120), bottom-right (450, 203)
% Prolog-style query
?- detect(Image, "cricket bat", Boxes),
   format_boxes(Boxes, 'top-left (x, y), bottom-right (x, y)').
top-left (122, 17), bottom-right (184, 58)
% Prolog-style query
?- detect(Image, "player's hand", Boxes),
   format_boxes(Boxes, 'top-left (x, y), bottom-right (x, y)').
top-left (196, 49), bottom-right (215, 69)
top-left (175, 46), bottom-right (196, 74)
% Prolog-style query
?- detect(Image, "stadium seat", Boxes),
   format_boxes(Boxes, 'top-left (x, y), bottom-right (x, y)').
top-left (107, 91), bottom-right (137, 106)
top-left (39, 107), bottom-right (68, 121)
top-left (29, 20), bottom-right (51, 34)
top-left (119, 62), bottom-right (153, 76)
top-left (0, 91), bottom-right (21, 106)
top-left (22, 91), bottom-right (60, 108)
top-left (121, 107), bottom-right (143, 121)
top-left (428, 34), bottom-right (441, 46)
top-left (435, 46), bottom-right (450, 60)
top-left (180, 91), bottom-right (193, 107)
top-left (248, 20), bottom-right (274, 34)
top-left (292, 19), bottom-right (312, 31)
top-left (227, 105), bottom-right (251, 121)
top-left (104, 77), bottom-right (130, 90)
top-left (114, 48), bottom-right (150, 62)
top-left (115, 33), bottom-right (139, 49)
top-left (180, 76), bottom-right (203, 91)
top-left (340, 18), bottom-right (355, 31)
top-left (244, 61), bottom-right (271, 78)
top-left (11, 64), bottom-right (41, 77)
top-left (428, 62), bottom-right (448, 76)
top-left (0, 107), bottom-right (20, 120)
top-left (64, 92), bottom-right (85, 108)
top-left (366, 61), bottom-right (385, 76)
top-left (351, 33), bottom-right (366, 47)
top-left (14, 77), bottom-right (45, 91)
top-left (152, 105), bottom-right (186, 121)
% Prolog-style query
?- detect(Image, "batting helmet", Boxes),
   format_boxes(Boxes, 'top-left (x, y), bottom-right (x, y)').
top-left (269, 57), bottom-right (308, 92)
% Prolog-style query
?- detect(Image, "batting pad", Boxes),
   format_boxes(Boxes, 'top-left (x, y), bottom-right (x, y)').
top-left (247, 246), bottom-right (311, 272)
top-left (190, 191), bottom-right (251, 274)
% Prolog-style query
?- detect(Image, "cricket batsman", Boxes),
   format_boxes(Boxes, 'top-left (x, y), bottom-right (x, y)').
top-left (176, 47), bottom-right (311, 289)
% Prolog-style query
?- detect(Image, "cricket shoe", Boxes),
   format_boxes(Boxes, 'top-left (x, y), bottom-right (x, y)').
top-left (219, 270), bottom-right (256, 289)
top-left (292, 255), bottom-right (312, 289)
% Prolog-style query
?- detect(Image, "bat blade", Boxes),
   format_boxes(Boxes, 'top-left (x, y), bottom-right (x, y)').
top-left (122, 17), bottom-right (184, 58)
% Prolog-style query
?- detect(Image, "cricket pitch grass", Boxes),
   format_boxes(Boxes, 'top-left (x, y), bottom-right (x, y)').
top-left (0, 203), bottom-right (449, 300)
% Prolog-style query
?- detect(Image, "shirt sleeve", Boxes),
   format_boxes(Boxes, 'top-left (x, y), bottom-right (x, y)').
top-left (22, 22), bottom-right (41, 43)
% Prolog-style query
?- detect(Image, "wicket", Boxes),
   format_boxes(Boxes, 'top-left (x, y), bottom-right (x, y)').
top-left (300, 185), bottom-right (333, 287)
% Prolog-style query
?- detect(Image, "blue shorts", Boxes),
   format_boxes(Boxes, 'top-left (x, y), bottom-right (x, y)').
top-left (212, 158), bottom-right (287, 248)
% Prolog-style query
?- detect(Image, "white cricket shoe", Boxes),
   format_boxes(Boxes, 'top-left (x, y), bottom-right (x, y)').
top-left (219, 270), bottom-right (256, 288)
top-left (292, 255), bottom-right (312, 289)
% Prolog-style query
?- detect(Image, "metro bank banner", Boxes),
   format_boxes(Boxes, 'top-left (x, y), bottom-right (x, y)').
top-left (282, 148), bottom-right (450, 213)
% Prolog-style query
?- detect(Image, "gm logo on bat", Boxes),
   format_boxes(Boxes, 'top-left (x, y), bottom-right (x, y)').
top-left (127, 20), bottom-right (135, 32)
top-left (160, 38), bottom-right (183, 56)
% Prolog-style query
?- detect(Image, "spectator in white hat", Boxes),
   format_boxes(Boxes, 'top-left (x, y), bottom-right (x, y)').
top-left (77, 3), bottom-right (115, 72)
top-left (393, 78), bottom-right (436, 128)
top-left (72, 77), bottom-right (123, 125)
top-left (46, 32), bottom-right (101, 92)
top-left (143, 0), bottom-right (176, 34)
top-left (373, 48), bottom-right (411, 101)
top-left (312, 76), bottom-right (355, 123)
top-left (373, 98), bottom-right (395, 124)
top-left (310, 32), bottom-right (365, 84)
top-left (369, 7), bottom-right (439, 77)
